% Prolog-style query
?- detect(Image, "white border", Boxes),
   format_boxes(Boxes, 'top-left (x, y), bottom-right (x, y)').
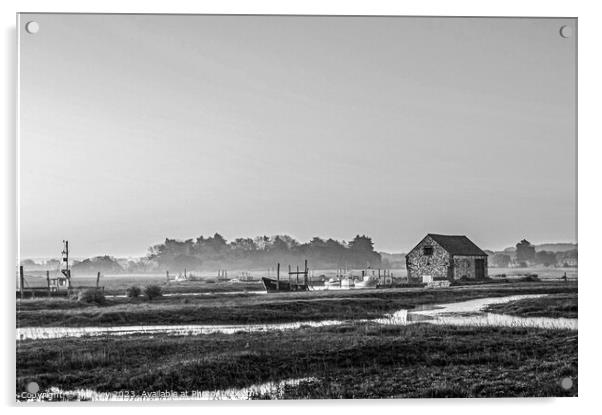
top-left (3, 1), bottom-right (601, 414)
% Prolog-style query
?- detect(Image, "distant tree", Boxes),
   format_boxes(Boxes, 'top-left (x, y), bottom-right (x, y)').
top-left (19, 259), bottom-right (37, 267)
top-left (535, 250), bottom-right (557, 267)
top-left (171, 254), bottom-right (202, 271)
top-left (269, 236), bottom-right (290, 252)
top-left (45, 259), bottom-right (60, 267)
top-left (309, 237), bottom-right (327, 249)
top-left (71, 256), bottom-right (124, 274)
top-left (348, 235), bottom-right (381, 268)
top-left (490, 253), bottom-right (511, 268)
top-left (516, 239), bottom-right (536, 263)
top-left (207, 233), bottom-right (228, 252)
top-left (253, 235), bottom-right (271, 251)
top-left (230, 238), bottom-right (257, 255)
top-left (349, 235), bottom-right (375, 252)
top-left (145, 233), bottom-right (383, 270)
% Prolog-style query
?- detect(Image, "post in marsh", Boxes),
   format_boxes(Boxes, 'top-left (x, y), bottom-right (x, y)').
top-left (46, 270), bottom-right (51, 297)
top-left (304, 259), bottom-right (308, 286)
top-left (276, 263), bottom-right (280, 290)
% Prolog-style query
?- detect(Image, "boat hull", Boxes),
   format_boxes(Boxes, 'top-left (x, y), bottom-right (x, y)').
top-left (262, 277), bottom-right (309, 293)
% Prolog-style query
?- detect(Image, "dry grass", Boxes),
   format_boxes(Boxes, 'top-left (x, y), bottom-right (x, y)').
top-left (485, 293), bottom-right (577, 318)
top-left (16, 323), bottom-right (577, 399)
top-left (17, 281), bottom-right (577, 328)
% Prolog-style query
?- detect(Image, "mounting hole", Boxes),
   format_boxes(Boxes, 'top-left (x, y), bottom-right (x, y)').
top-left (560, 377), bottom-right (573, 390)
top-left (26, 381), bottom-right (39, 394)
top-left (25, 21), bottom-right (40, 34)
top-left (559, 25), bottom-right (572, 38)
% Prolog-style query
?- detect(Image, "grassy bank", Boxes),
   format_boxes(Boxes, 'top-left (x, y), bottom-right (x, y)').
top-left (17, 282), bottom-right (577, 328)
top-left (16, 323), bottom-right (577, 399)
top-left (485, 293), bottom-right (577, 319)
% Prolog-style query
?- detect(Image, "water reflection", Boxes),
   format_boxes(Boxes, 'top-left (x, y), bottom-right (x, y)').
top-left (406, 294), bottom-right (577, 330)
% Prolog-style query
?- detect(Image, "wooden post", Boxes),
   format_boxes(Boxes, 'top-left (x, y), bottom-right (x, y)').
top-left (184, 268), bottom-right (187, 280)
top-left (96, 271), bottom-right (101, 289)
top-left (19, 265), bottom-right (24, 299)
top-left (276, 263), bottom-right (280, 290)
top-left (64, 240), bottom-right (72, 290)
top-left (296, 265), bottom-right (299, 285)
top-left (47, 270), bottom-right (51, 297)
top-left (304, 259), bottom-right (308, 286)
top-left (166, 270), bottom-right (170, 282)
top-left (288, 265), bottom-right (291, 285)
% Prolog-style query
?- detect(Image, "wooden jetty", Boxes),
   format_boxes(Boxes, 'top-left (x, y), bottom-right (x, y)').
top-left (262, 261), bottom-right (310, 293)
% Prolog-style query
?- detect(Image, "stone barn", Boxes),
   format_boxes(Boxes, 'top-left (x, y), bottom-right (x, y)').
top-left (406, 234), bottom-right (488, 283)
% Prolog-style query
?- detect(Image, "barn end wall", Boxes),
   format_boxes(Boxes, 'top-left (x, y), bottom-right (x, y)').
top-left (453, 255), bottom-right (489, 280)
top-left (406, 235), bottom-right (450, 281)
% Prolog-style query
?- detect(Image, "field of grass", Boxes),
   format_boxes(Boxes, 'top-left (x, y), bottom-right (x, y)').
top-left (485, 293), bottom-right (577, 319)
top-left (16, 322), bottom-right (577, 399)
top-left (17, 282), bottom-right (577, 328)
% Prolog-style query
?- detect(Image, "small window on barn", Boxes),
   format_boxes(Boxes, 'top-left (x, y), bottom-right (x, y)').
top-left (423, 246), bottom-right (434, 256)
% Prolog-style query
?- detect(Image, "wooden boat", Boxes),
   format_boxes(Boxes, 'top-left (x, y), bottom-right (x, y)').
top-left (261, 277), bottom-right (309, 292)
top-left (354, 275), bottom-right (378, 288)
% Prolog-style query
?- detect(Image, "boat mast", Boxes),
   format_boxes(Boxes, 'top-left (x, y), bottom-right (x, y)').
top-left (61, 240), bottom-right (72, 289)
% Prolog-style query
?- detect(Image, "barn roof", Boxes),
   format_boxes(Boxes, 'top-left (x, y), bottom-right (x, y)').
top-left (427, 234), bottom-right (488, 256)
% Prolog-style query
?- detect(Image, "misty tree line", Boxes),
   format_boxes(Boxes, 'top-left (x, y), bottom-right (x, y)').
top-left (144, 233), bottom-right (383, 272)
top-left (489, 249), bottom-right (578, 268)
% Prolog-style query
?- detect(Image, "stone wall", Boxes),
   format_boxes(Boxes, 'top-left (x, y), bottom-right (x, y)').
top-left (453, 255), bottom-right (488, 280)
top-left (406, 235), bottom-right (451, 282)
top-left (406, 236), bottom-right (488, 281)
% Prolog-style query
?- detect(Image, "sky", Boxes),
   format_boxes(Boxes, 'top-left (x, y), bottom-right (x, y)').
top-left (18, 14), bottom-right (577, 258)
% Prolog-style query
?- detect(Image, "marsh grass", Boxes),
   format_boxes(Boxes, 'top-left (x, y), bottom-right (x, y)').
top-left (17, 282), bottom-right (576, 328)
top-left (16, 323), bottom-right (577, 399)
top-left (484, 293), bottom-right (577, 319)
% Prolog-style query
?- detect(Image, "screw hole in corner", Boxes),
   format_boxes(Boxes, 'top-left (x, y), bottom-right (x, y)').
top-left (25, 21), bottom-right (40, 34)
top-left (559, 25), bottom-right (572, 39)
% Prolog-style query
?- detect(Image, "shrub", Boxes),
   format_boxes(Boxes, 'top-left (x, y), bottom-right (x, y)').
top-left (520, 274), bottom-right (540, 282)
top-left (77, 288), bottom-right (105, 304)
top-left (144, 284), bottom-right (163, 300)
top-left (126, 285), bottom-right (141, 298)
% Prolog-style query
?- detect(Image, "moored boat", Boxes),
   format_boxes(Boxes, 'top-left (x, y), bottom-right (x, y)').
top-left (261, 277), bottom-right (309, 293)
top-left (354, 275), bottom-right (378, 288)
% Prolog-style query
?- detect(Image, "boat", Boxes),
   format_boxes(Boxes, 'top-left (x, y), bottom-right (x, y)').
top-left (353, 275), bottom-right (378, 288)
top-left (324, 278), bottom-right (340, 288)
top-left (261, 277), bottom-right (309, 292)
top-left (341, 277), bottom-right (354, 288)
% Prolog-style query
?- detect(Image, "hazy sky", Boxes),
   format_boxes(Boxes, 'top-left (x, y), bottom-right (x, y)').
top-left (19, 14), bottom-right (576, 258)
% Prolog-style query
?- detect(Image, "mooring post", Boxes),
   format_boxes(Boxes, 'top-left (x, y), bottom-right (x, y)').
top-left (47, 270), bottom-right (51, 297)
top-left (276, 263), bottom-right (280, 290)
top-left (96, 271), bottom-right (101, 289)
top-left (288, 265), bottom-right (291, 284)
top-left (304, 259), bottom-right (308, 286)
top-left (19, 265), bottom-right (24, 299)
top-left (166, 270), bottom-right (170, 283)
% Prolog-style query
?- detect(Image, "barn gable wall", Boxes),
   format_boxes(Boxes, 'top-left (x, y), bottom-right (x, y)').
top-left (453, 255), bottom-right (488, 280)
top-left (406, 235), bottom-right (451, 281)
